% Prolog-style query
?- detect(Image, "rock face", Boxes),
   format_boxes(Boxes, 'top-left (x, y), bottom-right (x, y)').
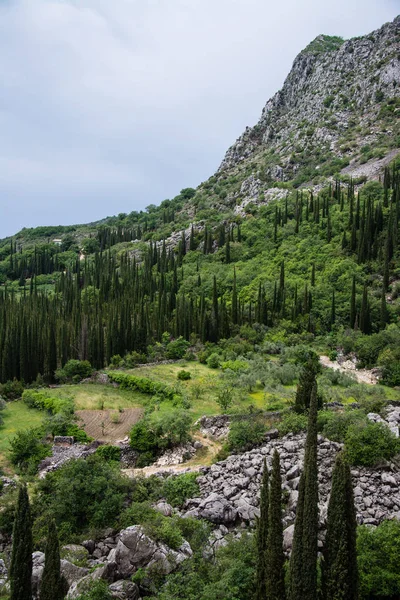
top-left (184, 432), bottom-right (400, 529)
top-left (218, 17), bottom-right (400, 181)
top-left (114, 526), bottom-right (192, 579)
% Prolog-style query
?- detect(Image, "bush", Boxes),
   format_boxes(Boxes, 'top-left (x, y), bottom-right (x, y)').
top-left (0, 379), bottom-right (24, 400)
top-left (345, 422), bottom-right (399, 466)
top-left (76, 580), bottom-right (112, 600)
top-left (162, 473), bottom-right (200, 507)
top-left (207, 353), bottom-right (220, 369)
top-left (96, 445), bottom-right (121, 462)
top-left (357, 520), bottom-right (400, 599)
top-left (227, 418), bottom-right (266, 452)
top-left (165, 337), bottom-right (190, 359)
top-left (55, 360), bottom-right (93, 383)
top-left (317, 409), bottom-right (367, 443)
top-left (177, 370), bottom-right (191, 381)
top-left (33, 456), bottom-right (130, 541)
top-left (9, 428), bottom-right (51, 474)
top-left (130, 410), bottom-right (192, 462)
top-left (108, 372), bottom-right (177, 401)
top-left (277, 412), bottom-right (308, 436)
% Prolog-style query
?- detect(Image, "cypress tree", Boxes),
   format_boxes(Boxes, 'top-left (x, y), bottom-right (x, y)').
top-left (350, 275), bottom-right (356, 329)
top-left (40, 519), bottom-right (66, 600)
top-left (294, 360), bottom-right (317, 413)
top-left (265, 450), bottom-right (286, 600)
top-left (330, 290), bottom-right (335, 330)
top-left (380, 287), bottom-right (388, 330)
top-left (10, 485), bottom-right (33, 600)
top-left (301, 383), bottom-right (319, 600)
top-left (289, 383), bottom-right (319, 600)
top-left (256, 459), bottom-right (269, 600)
top-left (322, 453), bottom-right (358, 600)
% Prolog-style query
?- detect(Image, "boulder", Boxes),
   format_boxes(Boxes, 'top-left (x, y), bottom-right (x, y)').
top-left (109, 580), bottom-right (140, 600)
top-left (113, 526), bottom-right (192, 579)
top-left (153, 501), bottom-right (173, 517)
top-left (61, 544), bottom-right (89, 565)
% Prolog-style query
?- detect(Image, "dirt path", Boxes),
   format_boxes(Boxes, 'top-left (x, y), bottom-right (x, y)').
top-left (123, 433), bottom-right (222, 478)
top-left (320, 355), bottom-right (378, 385)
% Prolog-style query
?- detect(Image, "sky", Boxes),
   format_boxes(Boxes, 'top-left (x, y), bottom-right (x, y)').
top-left (0, 0), bottom-right (398, 238)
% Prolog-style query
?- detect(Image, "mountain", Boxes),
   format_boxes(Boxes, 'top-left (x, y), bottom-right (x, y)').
top-left (219, 16), bottom-right (400, 183)
top-left (0, 16), bottom-right (399, 387)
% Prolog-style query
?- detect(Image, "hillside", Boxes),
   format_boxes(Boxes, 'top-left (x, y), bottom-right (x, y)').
top-left (0, 17), bottom-right (399, 387)
top-left (1, 15), bottom-right (400, 600)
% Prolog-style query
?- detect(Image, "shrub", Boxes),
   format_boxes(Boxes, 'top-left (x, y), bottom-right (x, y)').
top-left (165, 337), bottom-right (190, 359)
top-left (75, 580), bottom-right (112, 600)
top-left (345, 422), bottom-right (399, 466)
top-left (130, 410), bottom-right (192, 462)
top-left (207, 353), bottom-right (220, 369)
top-left (177, 370), bottom-right (191, 381)
top-left (108, 372), bottom-right (177, 401)
top-left (162, 473), bottom-right (200, 507)
top-left (96, 445), bottom-right (121, 462)
top-left (317, 409), bottom-right (367, 442)
top-left (227, 418), bottom-right (266, 452)
top-left (0, 379), bottom-right (24, 400)
top-left (9, 428), bottom-right (51, 474)
top-left (277, 412), bottom-right (308, 436)
top-left (55, 360), bottom-right (93, 383)
top-left (357, 520), bottom-right (400, 599)
top-left (33, 455), bottom-right (130, 538)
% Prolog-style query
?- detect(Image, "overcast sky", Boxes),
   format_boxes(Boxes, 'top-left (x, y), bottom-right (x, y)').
top-left (0, 0), bottom-right (398, 238)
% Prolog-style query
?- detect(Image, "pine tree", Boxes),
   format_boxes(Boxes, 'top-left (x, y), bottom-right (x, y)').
top-left (10, 485), bottom-right (33, 600)
top-left (40, 519), bottom-right (66, 600)
top-left (265, 450), bottom-right (286, 600)
top-left (321, 453), bottom-right (358, 600)
top-left (256, 459), bottom-right (269, 600)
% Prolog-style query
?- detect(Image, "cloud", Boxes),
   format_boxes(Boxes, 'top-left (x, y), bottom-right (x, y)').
top-left (0, 0), bottom-right (398, 236)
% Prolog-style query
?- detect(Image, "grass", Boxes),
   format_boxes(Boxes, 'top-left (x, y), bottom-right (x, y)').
top-left (122, 361), bottom-right (293, 419)
top-left (43, 383), bottom-right (148, 410)
top-left (0, 401), bottom-right (43, 470)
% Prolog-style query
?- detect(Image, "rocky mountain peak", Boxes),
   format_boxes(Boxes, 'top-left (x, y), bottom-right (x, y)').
top-left (218, 16), bottom-right (400, 184)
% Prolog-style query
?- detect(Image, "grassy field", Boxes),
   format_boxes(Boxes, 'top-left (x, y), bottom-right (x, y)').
top-left (124, 361), bottom-right (293, 419)
top-left (44, 383), bottom-right (149, 410)
top-left (0, 401), bottom-right (43, 470)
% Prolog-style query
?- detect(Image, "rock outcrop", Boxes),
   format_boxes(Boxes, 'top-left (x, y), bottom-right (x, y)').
top-left (218, 16), bottom-right (400, 182)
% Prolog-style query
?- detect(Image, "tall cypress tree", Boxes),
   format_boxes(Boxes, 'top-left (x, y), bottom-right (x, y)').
top-left (301, 383), bottom-right (319, 600)
top-left (322, 453), bottom-right (358, 600)
top-left (290, 383), bottom-right (319, 600)
top-left (10, 485), bottom-right (33, 600)
top-left (256, 458), bottom-right (269, 600)
top-left (40, 519), bottom-right (66, 600)
top-left (265, 450), bottom-right (286, 600)
top-left (294, 360), bottom-right (317, 413)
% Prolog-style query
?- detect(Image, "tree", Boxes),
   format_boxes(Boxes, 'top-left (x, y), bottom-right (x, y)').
top-left (265, 450), bottom-right (286, 600)
top-left (289, 383), bottom-right (318, 600)
top-left (294, 360), bottom-right (318, 413)
top-left (40, 519), bottom-right (66, 600)
top-left (321, 453), bottom-right (358, 600)
top-left (9, 485), bottom-right (33, 600)
top-left (255, 458), bottom-right (269, 600)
